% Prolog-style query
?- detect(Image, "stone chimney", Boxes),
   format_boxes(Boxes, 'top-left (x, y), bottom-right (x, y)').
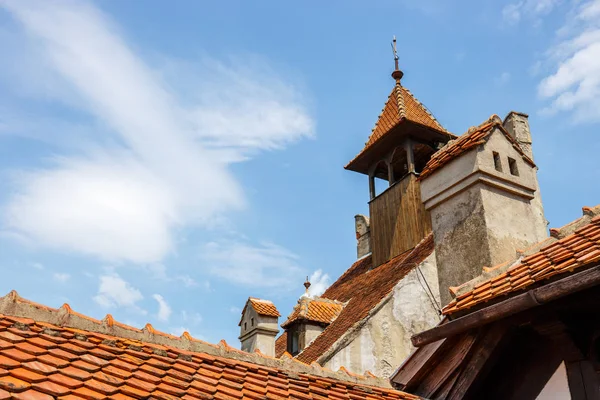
top-left (503, 111), bottom-right (533, 160)
top-left (355, 215), bottom-right (371, 259)
top-left (239, 298), bottom-right (280, 356)
top-left (420, 115), bottom-right (548, 305)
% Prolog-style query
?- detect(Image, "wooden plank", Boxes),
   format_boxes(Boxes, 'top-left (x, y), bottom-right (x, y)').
top-left (412, 264), bottom-right (600, 347)
top-left (445, 324), bottom-right (508, 400)
top-left (392, 337), bottom-right (446, 389)
top-left (370, 173), bottom-right (432, 267)
top-left (412, 291), bottom-right (536, 347)
top-left (565, 360), bottom-right (600, 400)
top-left (414, 330), bottom-right (478, 398)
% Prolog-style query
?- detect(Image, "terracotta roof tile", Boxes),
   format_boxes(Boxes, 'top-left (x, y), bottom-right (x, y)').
top-left (0, 293), bottom-right (420, 400)
top-left (294, 235), bottom-right (435, 364)
top-left (238, 298), bottom-right (280, 326)
top-left (443, 206), bottom-right (600, 315)
top-left (281, 298), bottom-right (345, 329)
top-left (346, 82), bottom-right (452, 170)
top-left (419, 115), bottom-right (535, 180)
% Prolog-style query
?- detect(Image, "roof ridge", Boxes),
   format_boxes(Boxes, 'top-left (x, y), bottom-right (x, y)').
top-left (402, 87), bottom-right (448, 133)
top-left (419, 114), bottom-right (535, 180)
top-left (0, 291), bottom-right (391, 388)
top-left (393, 81), bottom-right (407, 120)
top-left (249, 297), bottom-right (275, 303)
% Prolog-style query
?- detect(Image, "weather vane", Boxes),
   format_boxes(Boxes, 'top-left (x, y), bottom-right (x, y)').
top-left (391, 35), bottom-right (399, 71)
top-left (391, 35), bottom-right (403, 81)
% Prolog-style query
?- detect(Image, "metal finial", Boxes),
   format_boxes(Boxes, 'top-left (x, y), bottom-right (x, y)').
top-left (391, 35), bottom-right (404, 81)
top-left (304, 276), bottom-right (311, 293)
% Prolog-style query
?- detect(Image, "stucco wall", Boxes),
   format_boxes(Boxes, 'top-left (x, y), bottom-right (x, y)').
top-left (324, 252), bottom-right (441, 377)
top-left (422, 128), bottom-right (547, 305)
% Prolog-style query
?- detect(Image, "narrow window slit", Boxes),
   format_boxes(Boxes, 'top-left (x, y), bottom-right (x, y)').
top-left (493, 152), bottom-right (502, 172)
top-left (508, 157), bottom-right (519, 176)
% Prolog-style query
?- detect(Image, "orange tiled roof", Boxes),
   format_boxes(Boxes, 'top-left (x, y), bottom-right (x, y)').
top-left (0, 291), bottom-right (422, 400)
top-left (443, 206), bottom-right (600, 315)
top-left (238, 298), bottom-right (280, 326)
top-left (248, 298), bottom-right (280, 318)
top-left (346, 82), bottom-right (450, 169)
top-left (281, 297), bottom-right (345, 329)
top-left (275, 331), bottom-right (287, 358)
top-left (294, 235), bottom-right (435, 364)
top-left (419, 115), bottom-right (535, 180)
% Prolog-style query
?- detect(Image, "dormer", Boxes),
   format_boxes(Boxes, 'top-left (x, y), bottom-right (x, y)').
top-left (238, 298), bottom-right (280, 356)
top-left (281, 295), bottom-right (344, 356)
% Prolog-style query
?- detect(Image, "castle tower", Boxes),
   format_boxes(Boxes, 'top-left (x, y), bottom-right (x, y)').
top-left (345, 38), bottom-right (454, 267)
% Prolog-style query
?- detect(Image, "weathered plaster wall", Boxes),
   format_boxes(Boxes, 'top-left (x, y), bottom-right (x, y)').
top-left (421, 128), bottom-right (548, 305)
top-left (301, 324), bottom-right (324, 351)
top-left (324, 252), bottom-right (441, 377)
top-left (355, 215), bottom-right (371, 259)
top-left (430, 186), bottom-right (491, 305)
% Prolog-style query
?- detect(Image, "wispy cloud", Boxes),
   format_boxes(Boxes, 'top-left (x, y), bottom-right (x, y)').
top-left (0, 0), bottom-right (313, 265)
top-left (93, 273), bottom-right (145, 314)
top-left (502, 0), bottom-right (561, 25)
top-left (538, 0), bottom-right (600, 122)
top-left (52, 272), bottom-right (70, 283)
top-left (203, 240), bottom-right (303, 290)
top-left (152, 294), bottom-right (172, 322)
top-left (307, 269), bottom-right (330, 297)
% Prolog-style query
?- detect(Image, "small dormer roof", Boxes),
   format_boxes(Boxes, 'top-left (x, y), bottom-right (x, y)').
top-left (239, 297), bottom-right (280, 326)
top-left (281, 296), bottom-right (345, 329)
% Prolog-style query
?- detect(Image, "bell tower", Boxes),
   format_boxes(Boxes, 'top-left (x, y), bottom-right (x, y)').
top-left (345, 38), bottom-right (454, 267)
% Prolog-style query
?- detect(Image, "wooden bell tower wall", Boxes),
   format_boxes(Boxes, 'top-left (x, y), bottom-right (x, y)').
top-left (369, 173), bottom-right (432, 267)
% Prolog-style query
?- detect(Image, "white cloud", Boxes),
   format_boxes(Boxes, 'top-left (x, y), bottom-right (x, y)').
top-left (93, 273), bottom-right (145, 313)
top-left (203, 240), bottom-right (303, 290)
top-left (152, 294), bottom-right (172, 322)
top-left (52, 272), bottom-right (70, 283)
top-left (0, 0), bottom-right (314, 264)
top-left (538, 0), bottom-right (600, 122)
top-left (229, 306), bottom-right (241, 314)
top-left (502, 0), bottom-right (561, 25)
top-left (307, 269), bottom-right (330, 297)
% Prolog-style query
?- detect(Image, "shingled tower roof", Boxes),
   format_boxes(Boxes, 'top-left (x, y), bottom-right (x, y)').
top-left (345, 58), bottom-right (454, 175)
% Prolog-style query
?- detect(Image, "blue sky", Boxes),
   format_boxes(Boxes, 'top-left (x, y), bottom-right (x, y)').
top-left (0, 0), bottom-right (599, 346)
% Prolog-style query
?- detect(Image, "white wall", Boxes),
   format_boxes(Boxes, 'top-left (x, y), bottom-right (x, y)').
top-left (325, 252), bottom-right (441, 377)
